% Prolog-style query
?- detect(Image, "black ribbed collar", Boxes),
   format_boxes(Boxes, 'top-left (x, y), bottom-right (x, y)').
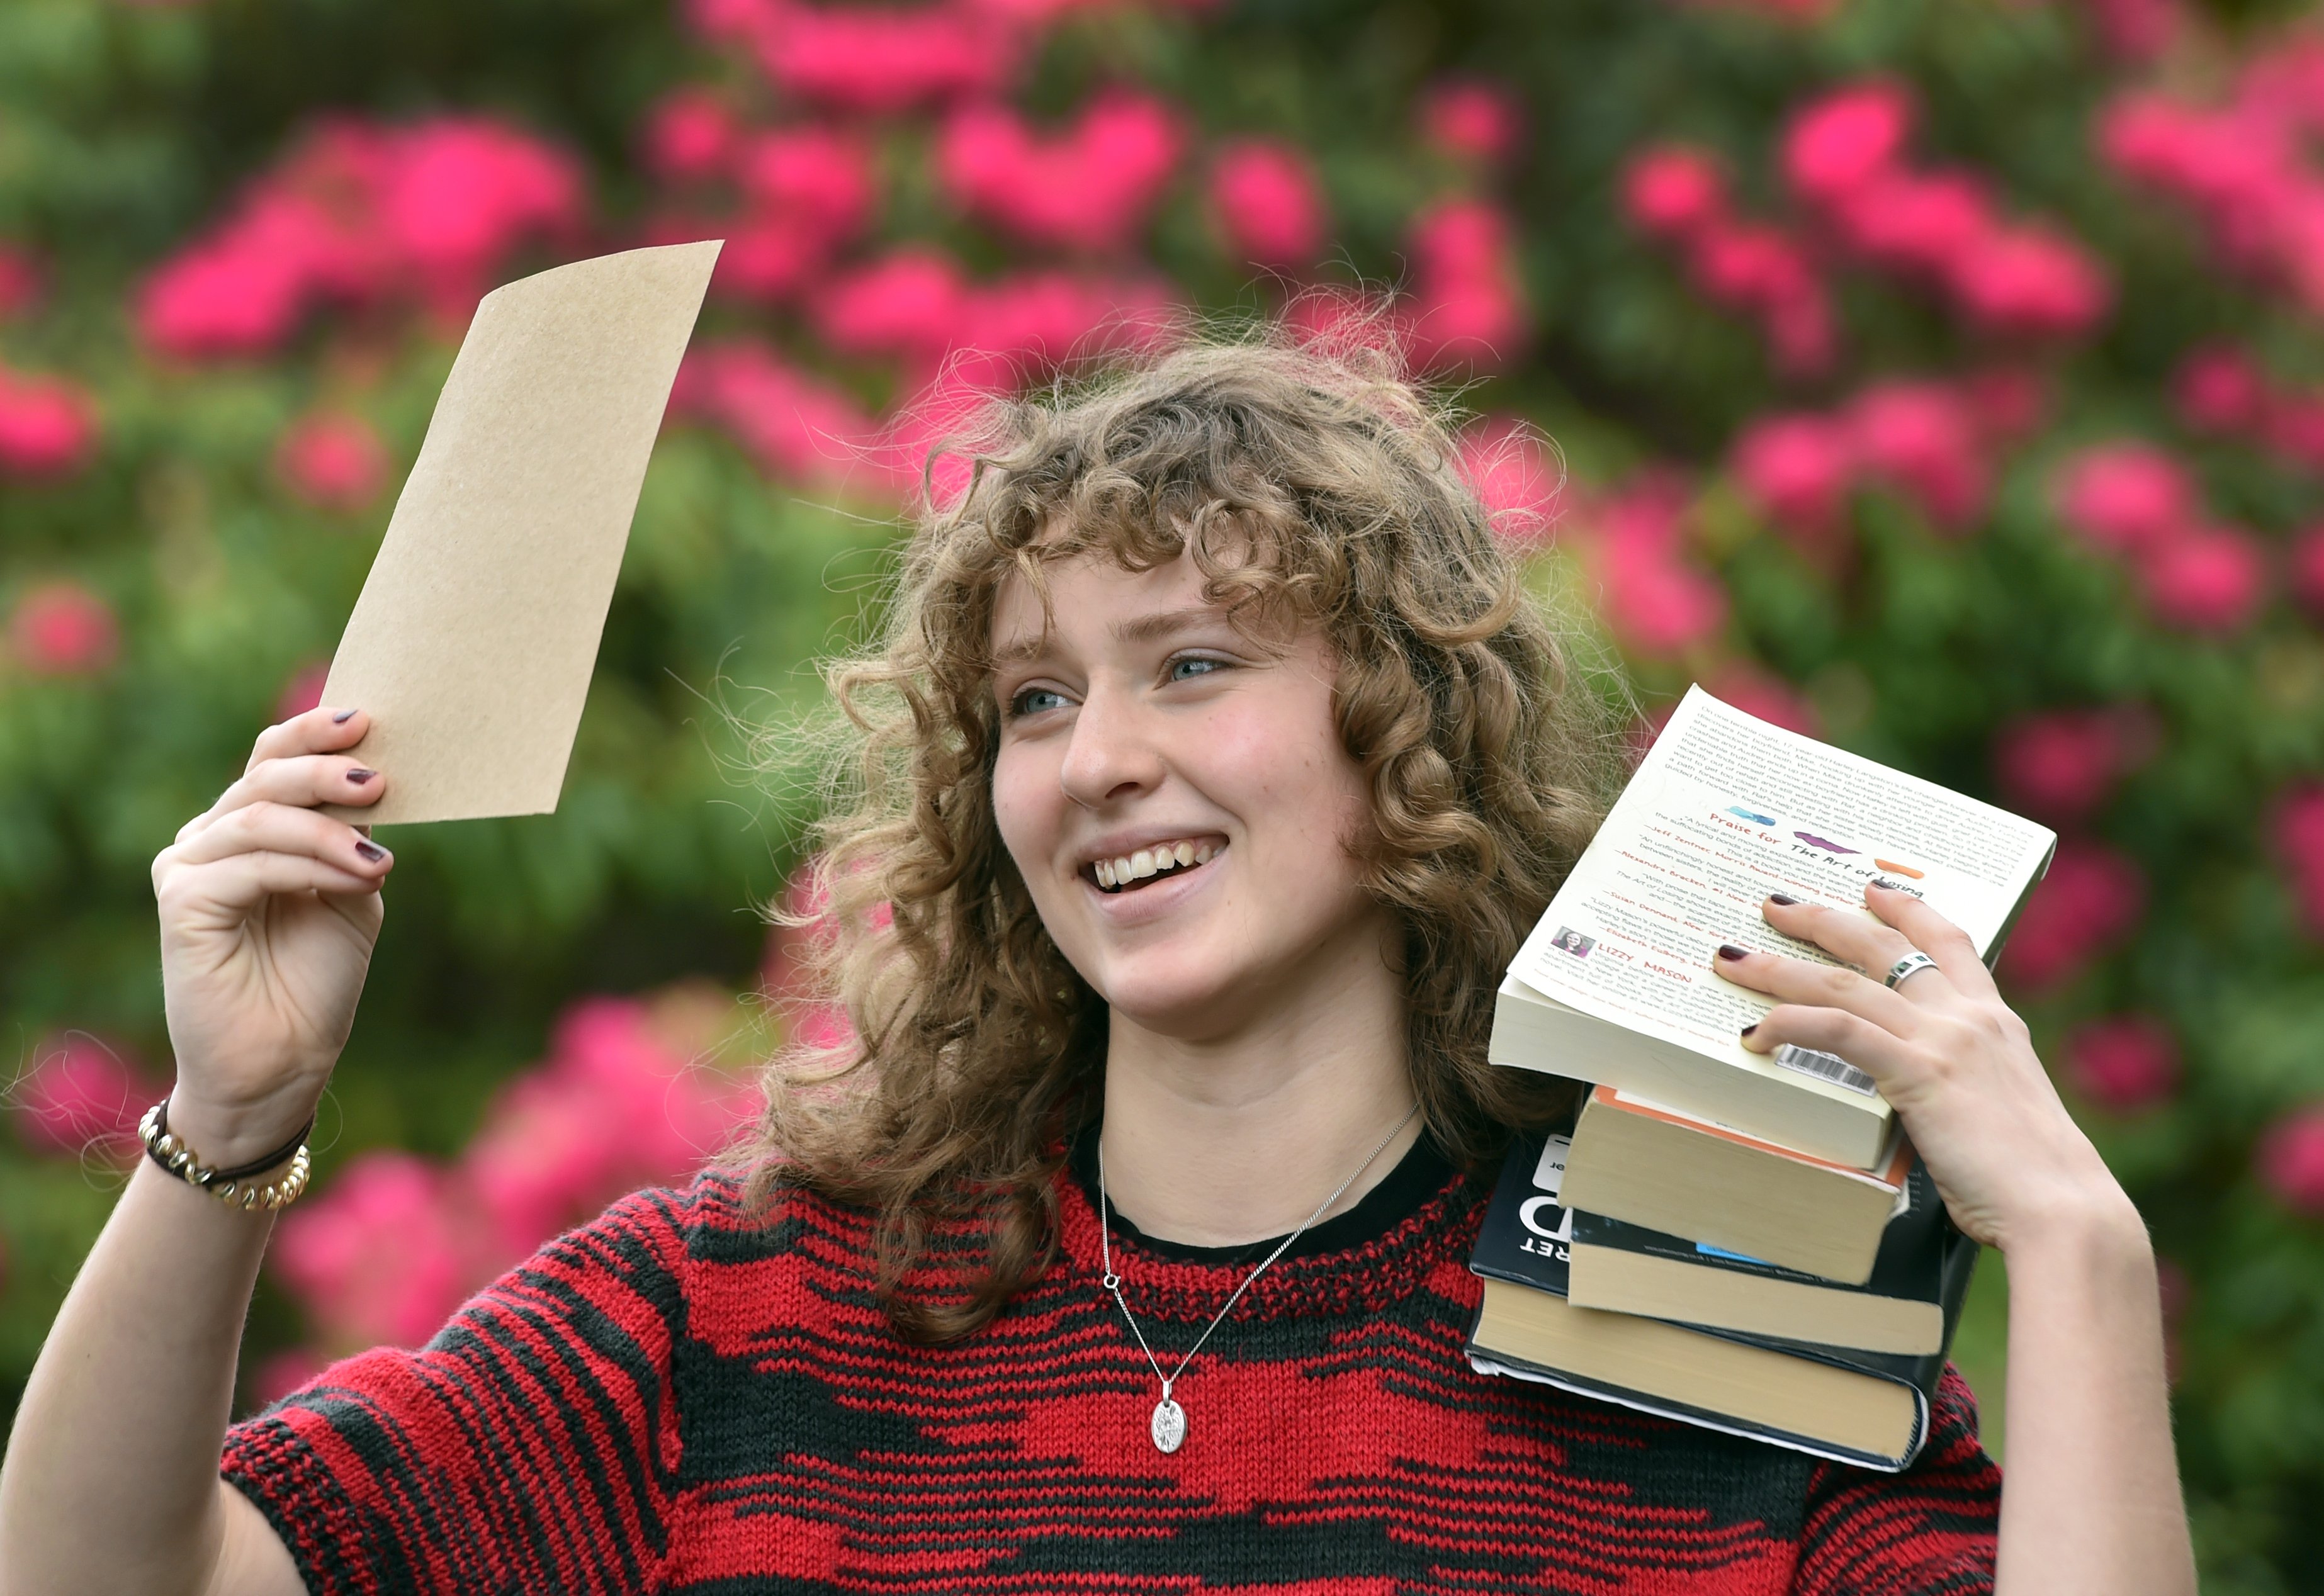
top-left (1065, 1119), bottom-right (1457, 1267)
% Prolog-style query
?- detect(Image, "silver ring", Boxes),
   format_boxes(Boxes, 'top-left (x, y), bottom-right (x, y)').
top-left (1884, 952), bottom-right (1939, 990)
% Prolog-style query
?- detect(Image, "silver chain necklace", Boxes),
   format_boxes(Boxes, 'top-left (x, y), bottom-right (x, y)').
top-left (1097, 1101), bottom-right (1421, 1456)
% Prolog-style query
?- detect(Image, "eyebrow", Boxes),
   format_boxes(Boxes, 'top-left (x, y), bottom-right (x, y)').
top-left (988, 604), bottom-right (1233, 669)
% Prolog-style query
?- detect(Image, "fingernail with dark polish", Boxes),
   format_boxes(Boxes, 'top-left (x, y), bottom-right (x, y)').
top-left (331, 707), bottom-right (359, 724)
top-left (1871, 878), bottom-right (1898, 891)
top-left (1768, 893), bottom-right (1798, 906)
top-left (346, 768), bottom-right (376, 785)
top-left (1740, 1023), bottom-right (1758, 1038)
top-left (1717, 943), bottom-right (1749, 961)
top-left (356, 840), bottom-right (387, 862)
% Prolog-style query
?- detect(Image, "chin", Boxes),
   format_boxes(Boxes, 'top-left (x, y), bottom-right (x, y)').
top-left (1090, 955), bottom-right (1261, 1040)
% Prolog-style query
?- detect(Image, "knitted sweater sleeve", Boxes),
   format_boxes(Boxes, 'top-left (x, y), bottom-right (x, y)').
top-left (1789, 1364), bottom-right (2003, 1595)
top-left (220, 1183), bottom-right (692, 1596)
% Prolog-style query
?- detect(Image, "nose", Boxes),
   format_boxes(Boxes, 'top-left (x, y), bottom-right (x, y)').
top-left (1058, 678), bottom-right (1166, 809)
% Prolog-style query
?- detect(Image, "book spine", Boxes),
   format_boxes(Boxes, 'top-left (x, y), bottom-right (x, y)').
top-left (1463, 1344), bottom-right (1929, 1472)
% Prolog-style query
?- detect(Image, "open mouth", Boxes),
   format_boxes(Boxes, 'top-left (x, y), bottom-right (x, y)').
top-left (1083, 840), bottom-right (1224, 895)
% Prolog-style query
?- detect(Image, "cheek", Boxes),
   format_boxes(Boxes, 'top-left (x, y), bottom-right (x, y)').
top-left (990, 743), bottom-right (1054, 873)
top-left (1204, 689), bottom-right (1370, 863)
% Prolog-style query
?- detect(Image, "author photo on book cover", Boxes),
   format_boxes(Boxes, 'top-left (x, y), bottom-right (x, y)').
top-left (3, 3), bottom-right (2310, 1593)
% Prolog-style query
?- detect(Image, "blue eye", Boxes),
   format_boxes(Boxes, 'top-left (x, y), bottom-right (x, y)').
top-left (1168, 656), bottom-right (1225, 682)
top-left (1010, 687), bottom-right (1069, 717)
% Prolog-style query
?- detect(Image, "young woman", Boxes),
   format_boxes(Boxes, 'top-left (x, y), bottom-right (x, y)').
top-left (0, 335), bottom-right (2194, 1595)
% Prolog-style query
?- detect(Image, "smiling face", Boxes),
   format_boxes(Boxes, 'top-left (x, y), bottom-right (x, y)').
top-left (989, 548), bottom-right (1397, 1045)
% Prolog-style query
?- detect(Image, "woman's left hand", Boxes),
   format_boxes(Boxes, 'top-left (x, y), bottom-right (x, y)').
top-left (1713, 881), bottom-right (2137, 1255)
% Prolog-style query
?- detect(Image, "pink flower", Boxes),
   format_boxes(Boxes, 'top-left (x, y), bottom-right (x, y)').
top-left (1993, 708), bottom-right (2144, 823)
top-left (275, 659), bottom-right (332, 722)
top-left (1456, 414), bottom-right (1561, 553)
top-left (1677, 219), bottom-right (1835, 373)
top-left (1704, 666), bottom-right (1820, 738)
top-left (954, 268), bottom-right (1175, 373)
top-left (1208, 140), bottom-right (1327, 269)
top-left (1846, 380), bottom-right (1989, 531)
top-left (674, 340), bottom-right (884, 490)
top-left (1604, 553), bottom-right (1727, 655)
top-left (1946, 224), bottom-right (2112, 339)
top-left (464, 997), bottom-right (752, 1266)
top-left (9, 582), bottom-right (118, 675)
top-left (1689, 220), bottom-right (1816, 312)
top-left (1620, 145), bottom-right (1728, 241)
top-left (0, 370), bottom-right (98, 480)
top-left (1781, 80), bottom-right (1915, 205)
top-left (2256, 1104), bottom-right (2324, 1215)
top-left (1962, 365), bottom-right (2053, 443)
top-left (2174, 344), bottom-right (2266, 434)
top-left (713, 220), bottom-right (827, 305)
top-left (1582, 473), bottom-right (1726, 655)
top-left (2287, 523), bottom-right (2324, 618)
top-left (2261, 391), bottom-right (2324, 472)
top-left (2097, 82), bottom-right (2324, 317)
top-left (750, 4), bottom-right (1019, 113)
top-left (137, 116), bottom-right (585, 358)
top-left (939, 91), bottom-right (1185, 252)
top-left (1731, 413), bottom-right (1854, 543)
top-left (736, 125), bottom-right (876, 243)
top-left (1999, 839), bottom-right (2146, 992)
top-left (2063, 1014), bottom-right (2180, 1113)
top-left (641, 89), bottom-right (738, 184)
top-left (137, 239), bottom-right (312, 359)
top-left (1419, 79), bottom-right (1524, 166)
top-left (1763, 286), bottom-right (1839, 378)
top-left (2053, 442), bottom-right (2197, 556)
top-left (1828, 170), bottom-right (1993, 274)
top-left (2080, 0), bottom-right (2185, 64)
top-left (813, 249), bottom-right (968, 362)
top-left (1406, 199), bottom-right (1527, 369)
top-left (272, 1152), bottom-right (473, 1349)
top-left (2138, 525), bottom-right (2265, 634)
top-left (376, 118), bottom-right (584, 306)
top-left (0, 245), bottom-right (40, 320)
top-left (10, 1035), bottom-right (151, 1157)
top-left (275, 412), bottom-right (389, 512)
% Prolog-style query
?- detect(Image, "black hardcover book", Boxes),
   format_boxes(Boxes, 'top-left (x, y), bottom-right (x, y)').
top-left (1565, 1159), bottom-right (1980, 1356)
top-left (1466, 1132), bottom-right (1979, 1471)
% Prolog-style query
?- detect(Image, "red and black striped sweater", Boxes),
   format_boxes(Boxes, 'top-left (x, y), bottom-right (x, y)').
top-left (223, 1133), bottom-right (2002, 1593)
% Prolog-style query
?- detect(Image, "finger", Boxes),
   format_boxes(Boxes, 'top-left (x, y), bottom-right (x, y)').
top-left (191, 753), bottom-right (385, 833)
top-left (1712, 941), bottom-right (1926, 1037)
top-left (245, 705), bottom-right (368, 776)
top-left (1740, 1003), bottom-right (1919, 1094)
top-left (1759, 896), bottom-right (1947, 1003)
top-left (1864, 880), bottom-right (2001, 1002)
top-left (163, 848), bottom-right (383, 908)
top-left (170, 801), bottom-right (391, 879)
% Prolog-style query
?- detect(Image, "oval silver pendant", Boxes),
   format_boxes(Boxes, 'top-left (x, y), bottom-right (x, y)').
top-left (1150, 1397), bottom-right (1187, 1454)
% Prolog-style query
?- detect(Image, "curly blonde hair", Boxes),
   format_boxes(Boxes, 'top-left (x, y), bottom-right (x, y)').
top-left (731, 321), bottom-right (1630, 1343)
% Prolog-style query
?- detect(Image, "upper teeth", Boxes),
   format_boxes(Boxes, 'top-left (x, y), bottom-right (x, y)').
top-left (1095, 840), bottom-right (1215, 888)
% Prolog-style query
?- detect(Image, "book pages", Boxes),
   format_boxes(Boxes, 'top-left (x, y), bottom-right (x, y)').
top-left (1512, 686), bottom-right (2056, 1097)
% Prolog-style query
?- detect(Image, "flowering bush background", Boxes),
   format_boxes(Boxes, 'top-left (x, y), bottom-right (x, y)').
top-left (4, 0), bottom-right (2324, 1582)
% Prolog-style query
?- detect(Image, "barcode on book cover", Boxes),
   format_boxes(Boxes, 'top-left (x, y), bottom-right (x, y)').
top-left (1772, 1043), bottom-right (1878, 1096)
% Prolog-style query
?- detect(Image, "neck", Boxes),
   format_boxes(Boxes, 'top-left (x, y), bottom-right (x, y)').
top-left (1097, 938), bottom-right (1421, 1248)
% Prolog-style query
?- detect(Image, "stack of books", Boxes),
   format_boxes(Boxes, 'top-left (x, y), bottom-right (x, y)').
top-left (1467, 687), bottom-right (2055, 1471)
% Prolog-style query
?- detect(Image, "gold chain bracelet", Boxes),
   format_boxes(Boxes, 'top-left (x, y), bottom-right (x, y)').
top-left (138, 1097), bottom-right (315, 1211)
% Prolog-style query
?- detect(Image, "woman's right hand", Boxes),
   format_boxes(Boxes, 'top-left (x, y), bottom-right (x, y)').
top-left (149, 706), bottom-right (393, 1166)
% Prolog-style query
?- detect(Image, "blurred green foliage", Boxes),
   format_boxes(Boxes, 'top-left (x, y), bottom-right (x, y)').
top-left (4, 0), bottom-right (2324, 1587)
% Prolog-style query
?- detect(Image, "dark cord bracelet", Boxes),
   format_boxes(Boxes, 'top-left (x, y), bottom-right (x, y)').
top-left (140, 1094), bottom-right (317, 1208)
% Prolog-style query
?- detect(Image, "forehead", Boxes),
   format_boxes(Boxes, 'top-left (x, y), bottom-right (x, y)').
top-left (988, 549), bottom-right (1213, 658)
